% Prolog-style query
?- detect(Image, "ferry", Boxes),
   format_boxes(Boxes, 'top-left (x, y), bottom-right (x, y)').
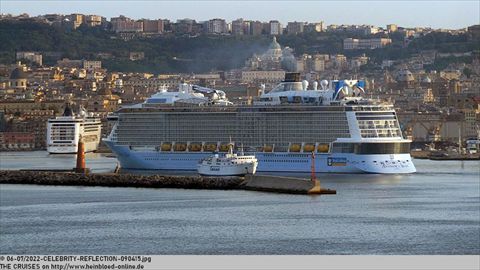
top-left (47, 104), bottom-right (102, 154)
top-left (197, 144), bottom-right (258, 176)
top-left (104, 73), bottom-right (416, 174)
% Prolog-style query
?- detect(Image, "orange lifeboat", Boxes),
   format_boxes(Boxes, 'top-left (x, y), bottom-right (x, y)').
top-left (203, 143), bottom-right (217, 152)
top-left (317, 144), bottom-right (329, 153)
top-left (303, 143), bottom-right (315, 152)
top-left (219, 143), bottom-right (230, 152)
top-left (289, 143), bottom-right (301, 152)
top-left (174, 143), bottom-right (187, 151)
top-left (161, 143), bottom-right (172, 151)
top-left (263, 145), bottom-right (273, 152)
top-left (188, 143), bottom-right (202, 152)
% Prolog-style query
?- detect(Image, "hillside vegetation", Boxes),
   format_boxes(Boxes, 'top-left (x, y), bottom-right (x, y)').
top-left (0, 20), bottom-right (477, 73)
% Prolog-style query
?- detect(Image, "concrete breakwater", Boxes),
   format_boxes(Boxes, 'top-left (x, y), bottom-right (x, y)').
top-left (0, 170), bottom-right (335, 195)
top-left (0, 170), bottom-right (244, 190)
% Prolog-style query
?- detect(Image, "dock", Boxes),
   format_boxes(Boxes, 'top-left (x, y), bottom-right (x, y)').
top-left (0, 170), bottom-right (336, 195)
top-left (0, 141), bottom-right (336, 195)
top-left (244, 175), bottom-right (336, 195)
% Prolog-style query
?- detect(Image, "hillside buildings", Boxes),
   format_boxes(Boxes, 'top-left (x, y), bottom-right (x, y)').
top-left (344, 38), bottom-right (393, 50)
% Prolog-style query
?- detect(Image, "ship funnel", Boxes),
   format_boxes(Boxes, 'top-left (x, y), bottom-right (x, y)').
top-left (302, 80), bottom-right (309, 91)
top-left (313, 81), bottom-right (318, 91)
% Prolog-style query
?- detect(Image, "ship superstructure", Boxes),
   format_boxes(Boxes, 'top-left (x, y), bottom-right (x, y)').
top-left (104, 74), bottom-right (416, 174)
top-left (47, 105), bottom-right (102, 154)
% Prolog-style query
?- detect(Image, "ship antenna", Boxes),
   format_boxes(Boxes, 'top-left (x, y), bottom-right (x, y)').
top-left (310, 151), bottom-right (316, 182)
top-left (229, 136), bottom-right (233, 155)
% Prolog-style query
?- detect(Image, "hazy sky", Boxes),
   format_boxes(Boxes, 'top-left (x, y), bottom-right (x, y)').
top-left (1, 0), bottom-right (479, 29)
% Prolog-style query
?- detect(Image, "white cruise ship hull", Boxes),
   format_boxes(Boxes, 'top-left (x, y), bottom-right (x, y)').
top-left (104, 141), bottom-right (416, 174)
top-left (197, 163), bottom-right (257, 176)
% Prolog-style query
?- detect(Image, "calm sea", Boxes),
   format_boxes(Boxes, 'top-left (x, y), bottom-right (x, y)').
top-left (0, 151), bottom-right (479, 254)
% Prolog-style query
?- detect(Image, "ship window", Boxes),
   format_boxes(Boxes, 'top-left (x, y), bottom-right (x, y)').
top-left (355, 142), bottom-right (410, 154)
top-left (332, 142), bottom-right (410, 154)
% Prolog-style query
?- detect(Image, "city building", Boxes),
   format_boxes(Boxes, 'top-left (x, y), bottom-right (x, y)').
top-left (83, 15), bottom-right (103, 27)
top-left (206, 18), bottom-right (228, 34)
top-left (111, 16), bottom-right (143, 32)
top-left (286, 21), bottom-right (305, 35)
top-left (344, 38), bottom-right (392, 50)
top-left (268, 20), bottom-right (282, 35)
top-left (231, 18), bottom-right (246, 35)
top-left (56, 58), bottom-right (83, 69)
top-left (250, 21), bottom-right (263, 35)
top-left (387, 24), bottom-right (398, 33)
top-left (16, 52), bottom-right (42, 66)
top-left (304, 22), bottom-right (324, 32)
top-left (69, 13), bottom-right (84, 29)
top-left (83, 60), bottom-right (102, 71)
top-left (173, 19), bottom-right (197, 35)
top-left (241, 70), bottom-right (285, 83)
top-left (0, 132), bottom-right (35, 150)
top-left (142, 19), bottom-right (164, 33)
top-left (0, 100), bottom-right (64, 114)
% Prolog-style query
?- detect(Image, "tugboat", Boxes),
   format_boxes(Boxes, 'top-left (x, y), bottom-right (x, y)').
top-left (197, 144), bottom-right (258, 176)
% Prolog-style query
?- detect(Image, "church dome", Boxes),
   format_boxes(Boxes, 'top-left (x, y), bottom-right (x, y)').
top-left (269, 36), bottom-right (281, 50)
top-left (396, 69), bottom-right (415, 82)
top-left (10, 68), bottom-right (27, 80)
top-left (263, 36), bottom-right (283, 61)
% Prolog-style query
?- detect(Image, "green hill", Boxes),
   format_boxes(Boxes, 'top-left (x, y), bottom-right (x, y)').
top-left (0, 20), bottom-right (477, 73)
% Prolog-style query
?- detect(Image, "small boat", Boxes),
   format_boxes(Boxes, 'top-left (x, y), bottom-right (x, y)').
top-left (197, 144), bottom-right (258, 176)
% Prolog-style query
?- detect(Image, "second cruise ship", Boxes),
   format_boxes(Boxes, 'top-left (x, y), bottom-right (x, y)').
top-left (47, 105), bottom-right (102, 154)
top-left (104, 73), bottom-right (416, 174)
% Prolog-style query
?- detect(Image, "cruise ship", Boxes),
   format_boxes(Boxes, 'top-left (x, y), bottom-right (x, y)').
top-left (104, 73), bottom-right (416, 174)
top-left (47, 105), bottom-right (102, 154)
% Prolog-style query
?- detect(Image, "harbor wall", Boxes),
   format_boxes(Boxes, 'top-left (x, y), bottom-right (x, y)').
top-left (0, 170), bottom-right (244, 190)
top-left (0, 170), bottom-right (335, 195)
top-left (244, 175), bottom-right (315, 194)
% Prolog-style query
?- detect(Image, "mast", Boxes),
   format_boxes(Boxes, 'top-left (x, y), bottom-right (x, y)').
top-left (310, 151), bottom-right (316, 182)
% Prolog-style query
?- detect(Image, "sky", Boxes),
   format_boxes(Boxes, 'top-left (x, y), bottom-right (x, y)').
top-left (1, 0), bottom-right (479, 29)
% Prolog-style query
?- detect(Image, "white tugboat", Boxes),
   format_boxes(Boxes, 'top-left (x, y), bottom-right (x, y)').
top-left (197, 144), bottom-right (258, 176)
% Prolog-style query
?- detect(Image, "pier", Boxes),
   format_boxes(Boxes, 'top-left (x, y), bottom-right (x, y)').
top-left (244, 175), bottom-right (336, 195)
top-left (0, 170), bottom-right (336, 195)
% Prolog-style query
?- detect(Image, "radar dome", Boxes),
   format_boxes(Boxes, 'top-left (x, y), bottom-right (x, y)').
top-left (320, 80), bottom-right (329, 90)
top-left (302, 80), bottom-right (309, 91)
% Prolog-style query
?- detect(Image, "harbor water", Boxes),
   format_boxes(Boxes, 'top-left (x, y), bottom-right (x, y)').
top-left (0, 151), bottom-right (479, 254)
